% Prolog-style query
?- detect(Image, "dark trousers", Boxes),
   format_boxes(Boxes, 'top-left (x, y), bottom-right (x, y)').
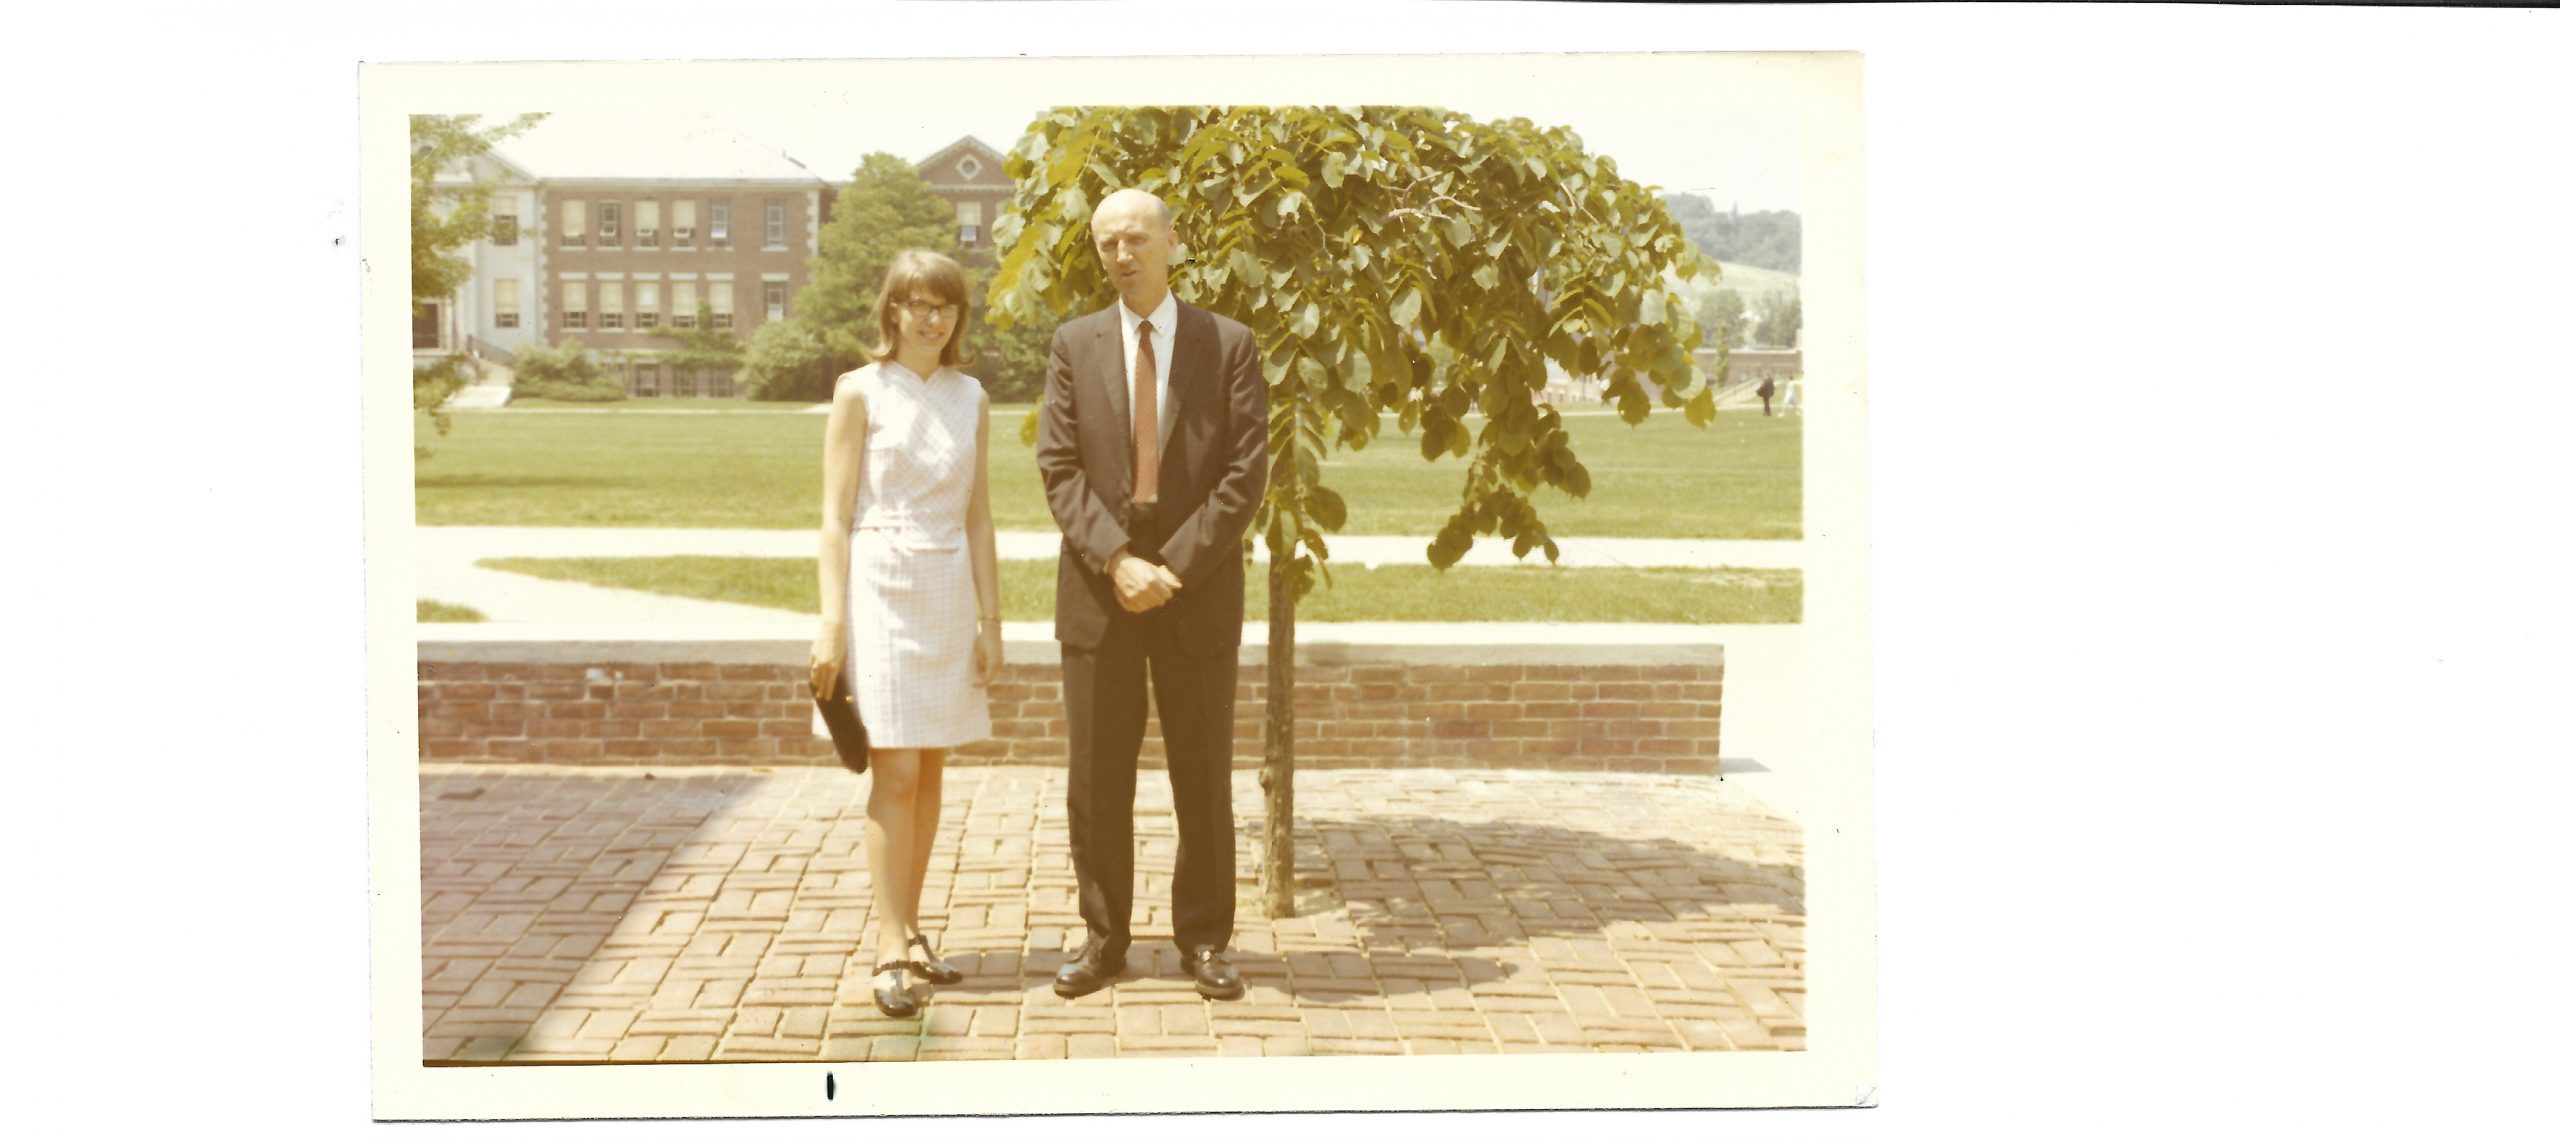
top-left (1061, 510), bottom-right (1239, 958)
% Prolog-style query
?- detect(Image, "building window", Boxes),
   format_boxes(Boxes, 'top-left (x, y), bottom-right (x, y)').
top-left (709, 200), bottom-right (730, 247)
top-left (635, 200), bottom-right (659, 248)
top-left (709, 281), bottom-right (734, 329)
top-left (673, 199), bottom-right (696, 247)
top-left (763, 281), bottom-right (787, 321)
top-left (673, 367), bottom-right (697, 399)
top-left (561, 200), bottom-right (586, 247)
top-left (412, 301), bottom-right (442, 350)
top-left (598, 202), bottom-right (621, 247)
top-left (633, 363), bottom-right (659, 398)
top-left (494, 280), bottom-right (520, 328)
top-left (599, 281), bottom-right (624, 330)
top-left (706, 370), bottom-right (736, 399)
top-left (957, 201), bottom-right (982, 247)
top-left (562, 281), bottom-right (587, 330)
top-left (635, 281), bottom-right (660, 329)
top-left (672, 281), bottom-right (698, 327)
top-left (493, 210), bottom-right (519, 246)
top-left (765, 199), bottom-right (785, 246)
top-left (957, 155), bottom-right (982, 180)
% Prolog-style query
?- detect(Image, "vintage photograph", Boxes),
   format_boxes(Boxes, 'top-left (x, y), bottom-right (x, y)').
top-left (370, 52), bottom-right (1870, 1117)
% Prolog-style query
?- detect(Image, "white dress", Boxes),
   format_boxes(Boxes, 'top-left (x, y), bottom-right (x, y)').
top-left (832, 361), bottom-right (992, 749)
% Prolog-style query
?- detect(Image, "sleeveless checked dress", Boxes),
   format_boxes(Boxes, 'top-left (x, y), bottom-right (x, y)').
top-left (828, 360), bottom-right (992, 749)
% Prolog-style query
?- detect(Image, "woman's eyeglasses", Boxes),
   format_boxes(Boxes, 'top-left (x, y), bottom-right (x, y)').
top-left (897, 300), bottom-right (962, 322)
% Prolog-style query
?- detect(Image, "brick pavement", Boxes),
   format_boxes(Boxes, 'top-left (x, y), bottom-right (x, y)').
top-left (419, 764), bottom-right (1804, 1063)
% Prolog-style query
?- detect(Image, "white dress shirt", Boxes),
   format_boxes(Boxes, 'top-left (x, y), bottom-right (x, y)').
top-left (1116, 293), bottom-right (1177, 454)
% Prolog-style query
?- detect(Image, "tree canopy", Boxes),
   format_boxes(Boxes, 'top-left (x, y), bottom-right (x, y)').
top-left (410, 113), bottom-right (542, 315)
top-left (989, 106), bottom-right (1719, 593)
top-left (410, 113), bottom-right (541, 454)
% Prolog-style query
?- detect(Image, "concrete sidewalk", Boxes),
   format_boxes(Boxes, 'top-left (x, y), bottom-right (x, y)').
top-left (417, 525), bottom-right (1804, 625)
top-left (421, 764), bottom-right (1805, 1062)
top-left (420, 525), bottom-right (1804, 570)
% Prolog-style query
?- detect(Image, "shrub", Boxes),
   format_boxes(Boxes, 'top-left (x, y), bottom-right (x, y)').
top-left (740, 319), bottom-right (835, 402)
top-left (510, 340), bottom-right (624, 403)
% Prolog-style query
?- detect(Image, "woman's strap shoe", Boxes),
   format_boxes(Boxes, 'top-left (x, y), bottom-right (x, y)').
top-left (908, 934), bottom-right (963, 986)
top-left (871, 961), bottom-right (924, 1018)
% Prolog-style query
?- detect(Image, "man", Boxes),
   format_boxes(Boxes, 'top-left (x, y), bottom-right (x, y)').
top-left (1035, 189), bottom-right (1270, 1001)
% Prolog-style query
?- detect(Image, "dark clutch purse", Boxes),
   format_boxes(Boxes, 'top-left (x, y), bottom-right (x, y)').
top-left (811, 670), bottom-right (871, 774)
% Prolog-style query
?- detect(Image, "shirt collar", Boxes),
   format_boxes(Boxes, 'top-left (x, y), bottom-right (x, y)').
top-left (1117, 293), bottom-right (1177, 336)
top-left (881, 358), bottom-right (937, 384)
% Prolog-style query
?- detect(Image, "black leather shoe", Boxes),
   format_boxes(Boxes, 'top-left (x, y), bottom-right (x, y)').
top-left (1181, 946), bottom-right (1245, 1001)
top-left (1053, 943), bottom-right (1125, 999)
top-left (872, 961), bottom-right (924, 1018)
top-left (908, 934), bottom-right (962, 986)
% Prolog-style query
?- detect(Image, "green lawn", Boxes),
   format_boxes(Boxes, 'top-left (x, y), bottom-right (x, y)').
top-left (480, 556), bottom-right (1802, 624)
top-left (418, 600), bottom-right (486, 622)
top-left (419, 403), bottom-right (1798, 539)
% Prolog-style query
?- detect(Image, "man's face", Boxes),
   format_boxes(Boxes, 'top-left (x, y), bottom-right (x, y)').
top-left (1091, 199), bottom-right (1177, 309)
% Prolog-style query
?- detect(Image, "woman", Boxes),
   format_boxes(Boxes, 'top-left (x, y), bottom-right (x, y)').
top-left (810, 249), bottom-right (1003, 1018)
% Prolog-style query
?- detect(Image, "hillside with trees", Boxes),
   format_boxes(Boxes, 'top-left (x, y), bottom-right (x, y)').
top-left (1662, 192), bottom-right (1800, 275)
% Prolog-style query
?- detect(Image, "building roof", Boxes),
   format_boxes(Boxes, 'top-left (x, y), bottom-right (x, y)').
top-left (487, 112), bottom-right (827, 186)
top-left (916, 135), bottom-right (1008, 185)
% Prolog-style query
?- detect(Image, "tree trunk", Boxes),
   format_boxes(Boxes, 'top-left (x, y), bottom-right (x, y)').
top-left (1258, 557), bottom-right (1297, 919)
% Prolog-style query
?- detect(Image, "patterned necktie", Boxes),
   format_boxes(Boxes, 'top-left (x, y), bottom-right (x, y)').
top-left (1133, 319), bottom-right (1159, 505)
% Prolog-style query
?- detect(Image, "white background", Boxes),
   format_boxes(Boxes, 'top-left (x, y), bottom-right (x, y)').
top-left (10, 1), bottom-right (2556, 1139)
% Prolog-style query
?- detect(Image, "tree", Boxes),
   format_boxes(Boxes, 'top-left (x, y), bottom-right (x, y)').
top-left (988, 106), bottom-right (1719, 917)
top-left (739, 318), bottom-right (832, 401)
top-left (1690, 287), bottom-right (1751, 351)
top-left (1755, 289), bottom-right (1802, 350)
top-left (1662, 191), bottom-right (1801, 273)
top-left (959, 247), bottom-right (1061, 404)
top-left (411, 113), bottom-right (542, 453)
top-left (659, 302), bottom-right (747, 382)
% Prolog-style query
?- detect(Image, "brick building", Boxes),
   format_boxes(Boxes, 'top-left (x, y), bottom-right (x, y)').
top-left (915, 135), bottom-right (1012, 254)
top-left (421, 120), bottom-right (1018, 399)
top-left (419, 115), bottom-right (830, 397)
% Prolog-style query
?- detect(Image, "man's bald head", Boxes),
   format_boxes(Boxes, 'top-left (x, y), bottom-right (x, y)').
top-left (1094, 188), bottom-right (1173, 233)
top-left (1091, 188), bottom-right (1180, 313)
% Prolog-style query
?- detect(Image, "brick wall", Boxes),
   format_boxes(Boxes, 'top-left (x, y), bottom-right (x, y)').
top-left (416, 640), bottom-right (1721, 774)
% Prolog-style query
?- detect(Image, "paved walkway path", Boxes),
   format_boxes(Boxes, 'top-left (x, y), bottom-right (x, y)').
top-left (417, 526), bottom-right (1804, 624)
top-left (421, 764), bottom-right (1804, 1062)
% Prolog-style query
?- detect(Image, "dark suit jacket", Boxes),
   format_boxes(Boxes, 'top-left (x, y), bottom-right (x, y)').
top-left (1036, 300), bottom-right (1270, 657)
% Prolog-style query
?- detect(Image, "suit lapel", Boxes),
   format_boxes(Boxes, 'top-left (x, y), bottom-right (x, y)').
top-left (1091, 310), bottom-right (1131, 484)
top-left (1161, 301), bottom-right (1216, 460)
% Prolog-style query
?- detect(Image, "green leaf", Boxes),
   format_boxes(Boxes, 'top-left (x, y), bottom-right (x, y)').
top-left (1471, 263), bottom-right (1501, 291)
top-left (1322, 150), bottom-right (1348, 189)
top-left (1391, 286), bottom-right (1421, 327)
top-left (1229, 247), bottom-right (1265, 287)
top-left (1292, 299), bottom-right (1320, 339)
top-left (1639, 288), bottom-right (1666, 326)
top-left (1308, 486), bottom-right (1348, 531)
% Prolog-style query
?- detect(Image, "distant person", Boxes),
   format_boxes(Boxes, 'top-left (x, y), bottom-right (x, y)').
top-left (1037, 188), bottom-right (1270, 1002)
top-left (1782, 375), bottom-right (1801, 417)
top-left (809, 249), bottom-right (1003, 1019)
top-left (1757, 374), bottom-right (1776, 416)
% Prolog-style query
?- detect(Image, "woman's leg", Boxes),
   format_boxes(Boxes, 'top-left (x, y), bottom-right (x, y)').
top-left (904, 748), bottom-right (948, 936)
top-left (864, 748), bottom-right (923, 967)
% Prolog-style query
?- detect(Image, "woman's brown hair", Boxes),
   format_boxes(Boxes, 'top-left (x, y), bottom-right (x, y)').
top-left (868, 248), bottom-right (975, 368)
